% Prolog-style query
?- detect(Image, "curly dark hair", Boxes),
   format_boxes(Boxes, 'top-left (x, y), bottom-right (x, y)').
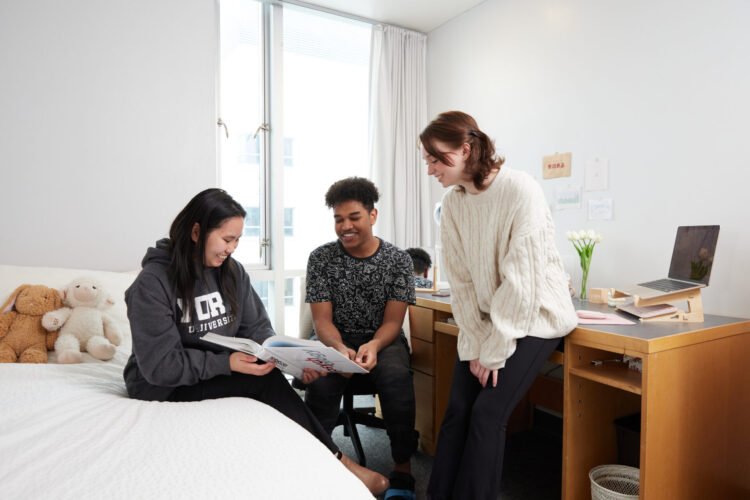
top-left (406, 247), bottom-right (432, 274)
top-left (324, 177), bottom-right (380, 212)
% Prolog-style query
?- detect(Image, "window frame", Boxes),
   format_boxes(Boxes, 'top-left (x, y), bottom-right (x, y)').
top-left (218, 0), bottom-right (371, 334)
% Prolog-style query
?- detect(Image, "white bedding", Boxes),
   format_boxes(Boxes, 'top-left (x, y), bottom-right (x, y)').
top-left (0, 265), bottom-right (372, 499)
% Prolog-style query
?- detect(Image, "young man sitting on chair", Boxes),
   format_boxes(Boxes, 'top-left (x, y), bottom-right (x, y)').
top-left (304, 177), bottom-right (418, 500)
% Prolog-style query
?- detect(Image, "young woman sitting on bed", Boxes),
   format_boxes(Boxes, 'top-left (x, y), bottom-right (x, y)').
top-left (123, 188), bottom-right (388, 496)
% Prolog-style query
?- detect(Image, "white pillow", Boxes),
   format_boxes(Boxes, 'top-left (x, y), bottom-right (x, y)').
top-left (0, 265), bottom-right (137, 326)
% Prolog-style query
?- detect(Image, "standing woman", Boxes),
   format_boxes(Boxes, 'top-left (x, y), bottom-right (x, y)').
top-left (123, 188), bottom-right (388, 496)
top-left (420, 112), bottom-right (577, 499)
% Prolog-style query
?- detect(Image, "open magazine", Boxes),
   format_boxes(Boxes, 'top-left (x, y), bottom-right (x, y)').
top-left (200, 332), bottom-right (369, 379)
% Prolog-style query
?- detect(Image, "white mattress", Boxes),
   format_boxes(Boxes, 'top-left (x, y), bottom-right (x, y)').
top-left (0, 265), bottom-right (372, 500)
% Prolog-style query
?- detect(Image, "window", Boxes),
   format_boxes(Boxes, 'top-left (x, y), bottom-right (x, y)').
top-left (281, 5), bottom-right (371, 270)
top-left (243, 206), bottom-right (261, 237)
top-left (219, 0), bottom-right (266, 267)
top-left (284, 278), bottom-right (294, 306)
top-left (219, 1), bottom-right (371, 334)
top-left (283, 208), bottom-right (294, 236)
top-left (283, 137), bottom-right (294, 167)
top-left (251, 280), bottom-right (270, 310)
top-left (239, 135), bottom-right (260, 164)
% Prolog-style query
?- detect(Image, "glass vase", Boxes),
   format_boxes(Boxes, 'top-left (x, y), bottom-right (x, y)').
top-left (579, 260), bottom-right (590, 300)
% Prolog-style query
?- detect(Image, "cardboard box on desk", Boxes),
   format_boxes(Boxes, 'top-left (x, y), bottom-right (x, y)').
top-left (587, 288), bottom-right (609, 304)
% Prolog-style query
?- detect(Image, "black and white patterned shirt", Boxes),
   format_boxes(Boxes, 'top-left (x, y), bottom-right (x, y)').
top-left (413, 275), bottom-right (433, 288)
top-left (306, 238), bottom-right (416, 342)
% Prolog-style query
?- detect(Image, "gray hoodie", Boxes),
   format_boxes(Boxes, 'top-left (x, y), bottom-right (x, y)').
top-left (123, 238), bottom-right (274, 401)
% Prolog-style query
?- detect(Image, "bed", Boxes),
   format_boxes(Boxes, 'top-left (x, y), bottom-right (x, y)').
top-left (0, 264), bottom-right (372, 499)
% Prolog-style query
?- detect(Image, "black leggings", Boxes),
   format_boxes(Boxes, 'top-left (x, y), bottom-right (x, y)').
top-left (170, 368), bottom-right (338, 454)
top-left (427, 335), bottom-right (561, 500)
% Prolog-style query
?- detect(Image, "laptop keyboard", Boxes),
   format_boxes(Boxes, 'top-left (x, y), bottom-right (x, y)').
top-left (638, 278), bottom-right (697, 292)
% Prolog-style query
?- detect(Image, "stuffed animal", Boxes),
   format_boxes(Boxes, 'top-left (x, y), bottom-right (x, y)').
top-left (0, 285), bottom-right (63, 363)
top-left (42, 277), bottom-right (122, 363)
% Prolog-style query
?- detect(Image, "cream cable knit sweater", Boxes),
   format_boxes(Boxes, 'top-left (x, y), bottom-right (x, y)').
top-left (441, 167), bottom-right (577, 370)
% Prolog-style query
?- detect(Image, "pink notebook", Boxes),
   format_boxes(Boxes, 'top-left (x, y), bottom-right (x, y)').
top-left (617, 303), bottom-right (678, 319)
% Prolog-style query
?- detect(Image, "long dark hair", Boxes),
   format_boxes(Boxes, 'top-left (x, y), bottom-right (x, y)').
top-left (168, 188), bottom-right (246, 323)
top-left (420, 111), bottom-right (504, 191)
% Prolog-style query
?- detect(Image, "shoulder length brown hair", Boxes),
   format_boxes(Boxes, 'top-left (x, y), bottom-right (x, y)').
top-left (420, 111), bottom-right (504, 191)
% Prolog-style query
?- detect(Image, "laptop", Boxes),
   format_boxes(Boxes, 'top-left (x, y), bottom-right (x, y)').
top-left (617, 225), bottom-right (720, 300)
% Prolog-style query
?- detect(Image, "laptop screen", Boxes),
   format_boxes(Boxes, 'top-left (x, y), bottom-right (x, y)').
top-left (667, 225), bottom-right (720, 285)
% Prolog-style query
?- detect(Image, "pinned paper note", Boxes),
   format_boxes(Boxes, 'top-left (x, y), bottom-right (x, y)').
top-left (588, 198), bottom-right (613, 220)
top-left (585, 158), bottom-right (609, 191)
top-left (555, 185), bottom-right (581, 210)
top-left (542, 152), bottom-right (572, 179)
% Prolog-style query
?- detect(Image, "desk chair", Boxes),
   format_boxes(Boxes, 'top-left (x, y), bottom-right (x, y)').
top-left (332, 375), bottom-right (387, 466)
top-left (296, 277), bottom-right (387, 466)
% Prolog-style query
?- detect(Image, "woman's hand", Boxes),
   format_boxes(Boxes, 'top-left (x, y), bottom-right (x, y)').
top-left (229, 352), bottom-right (276, 376)
top-left (300, 367), bottom-right (327, 385)
top-left (469, 358), bottom-right (498, 388)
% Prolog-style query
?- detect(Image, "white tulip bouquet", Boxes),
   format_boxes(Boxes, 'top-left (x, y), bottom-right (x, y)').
top-left (567, 229), bottom-right (603, 300)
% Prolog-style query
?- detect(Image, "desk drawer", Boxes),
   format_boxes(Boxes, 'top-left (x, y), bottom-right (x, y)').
top-left (434, 321), bottom-right (459, 336)
top-left (411, 337), bottom-right (434, 375)
top-left (409, 305), bottom-right (434, 342)
top-left (414, 370), bottom-right (434, 453)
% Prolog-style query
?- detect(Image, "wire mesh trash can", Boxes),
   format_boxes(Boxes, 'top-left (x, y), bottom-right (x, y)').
top-left (589, 465), bottom-right (639, 500)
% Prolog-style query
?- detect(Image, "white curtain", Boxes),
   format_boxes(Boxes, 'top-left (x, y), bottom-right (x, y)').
top-left (368, 25), bottom-right (430, 249)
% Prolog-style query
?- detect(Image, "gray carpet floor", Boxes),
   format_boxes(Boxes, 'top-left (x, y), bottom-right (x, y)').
top-left (331, 396), bottom-right (562, 500)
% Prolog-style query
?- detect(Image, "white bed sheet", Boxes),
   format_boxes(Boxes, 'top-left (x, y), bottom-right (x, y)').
top-left (0, 265), bottom-right (372, 500)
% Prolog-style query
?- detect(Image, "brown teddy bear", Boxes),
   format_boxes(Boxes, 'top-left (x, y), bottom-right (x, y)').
top-left (0, 285), bottom-right (63, 363)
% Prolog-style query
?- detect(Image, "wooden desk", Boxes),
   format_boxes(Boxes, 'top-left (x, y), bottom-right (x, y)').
top-left (563, 300), bottom-right (750, 499)
top-left (409, 293), bottom-right (750, 499)
top-left (409, 293), bottom-right (456, 455)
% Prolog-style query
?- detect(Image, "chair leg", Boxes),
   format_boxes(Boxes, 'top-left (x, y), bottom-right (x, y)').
top-left (347, 417), bottom-right (366, 467)
top-left (342, 391), bottom-right (354, 437)
top-left (338, 412), bottom-right (351, 437)
top-left (338, 410), bottom-right (367, 466)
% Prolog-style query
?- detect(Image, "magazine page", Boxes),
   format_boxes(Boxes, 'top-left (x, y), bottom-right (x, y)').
top-left (264, 345), bottom-right (368, 375)
top-left (200, 333), bottom-right (368, 378)
top-left (261, 334), bottom-right (368, 374)
top-left (200, 333), bottom-right (263, 356)
top-left (261, 334), bottom-right (322, 348)
top-left (200, 333), bottom-right (304, 378)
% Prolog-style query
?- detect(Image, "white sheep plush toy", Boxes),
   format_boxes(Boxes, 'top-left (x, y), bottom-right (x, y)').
top-left (42, 277), bottom-right (122, 363)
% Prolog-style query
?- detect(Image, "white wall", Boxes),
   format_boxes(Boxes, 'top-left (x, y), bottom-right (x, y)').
top-left (0, 0), bottom-right (218, 271)
top-left (426, 0), bottom-right (750, 317)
